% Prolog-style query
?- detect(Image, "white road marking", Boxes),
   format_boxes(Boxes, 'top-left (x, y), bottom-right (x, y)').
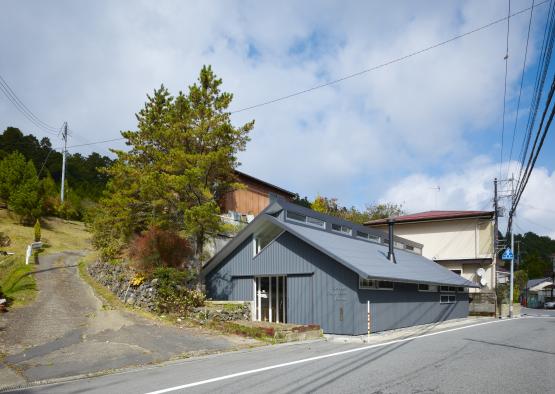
top-left (145, 318), bottom-right (519, 394)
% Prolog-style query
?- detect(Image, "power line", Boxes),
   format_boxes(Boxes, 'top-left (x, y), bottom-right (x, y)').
top-left (508, 73), bottom-right (555, 231)
top-left (40, 0), bottom-right (551, 152)
top-left (499, 0), bottom-right (512, 180)
top-left (64, 137), bottom-right (126, 150)
top-left (37, 147), bottom-right (55, 178)
top-left (517, 0), bottom-right (555, 186)
top-left (0, 74), bottom-right (61, 135)
top-left (506, 0), bottom-right (535, 179)
top-left (230, 0), bottom-right (549, 115)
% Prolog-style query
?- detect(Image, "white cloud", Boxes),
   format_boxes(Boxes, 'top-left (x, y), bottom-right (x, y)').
top-left (0, 0), bottom-right (551, 237)
top-left (380, 157), bottom-right (555, 238)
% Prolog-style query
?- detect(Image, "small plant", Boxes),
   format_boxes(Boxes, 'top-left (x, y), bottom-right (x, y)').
top-left (0, 232), bottom-right (10, 248)
top-left (131, 274), bottom-right (145, 287)
top-left (153, 267), bottom-right (204, 315)
top-left (34, 219), bottom-right (41, 242)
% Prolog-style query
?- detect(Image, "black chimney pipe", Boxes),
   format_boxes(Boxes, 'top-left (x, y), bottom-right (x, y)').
top-left (387, 219), bottom-right (396, 263)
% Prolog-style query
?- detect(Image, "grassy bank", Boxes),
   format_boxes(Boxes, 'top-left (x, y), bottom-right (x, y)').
top-left (0, 256), bottom-right (36, 307)
top-left (0, 208), bottom-right (91, 256)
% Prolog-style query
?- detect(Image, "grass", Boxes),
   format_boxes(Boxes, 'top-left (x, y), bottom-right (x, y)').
top-left (0, 208), bottom-right (91, 308)
top-left (0, 208), bottom-right (91, 258)
top-left (0, 256), bottom-right (36, 307)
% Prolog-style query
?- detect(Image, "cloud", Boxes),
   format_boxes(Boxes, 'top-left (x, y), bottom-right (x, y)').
top-left (0, 0), bottom-right (552, 237)
top-left (379, 157), bottom-right (555, 238)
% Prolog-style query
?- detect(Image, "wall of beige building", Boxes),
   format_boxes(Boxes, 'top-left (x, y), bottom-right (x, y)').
top-left (372, 219), bottom-right (496, 292)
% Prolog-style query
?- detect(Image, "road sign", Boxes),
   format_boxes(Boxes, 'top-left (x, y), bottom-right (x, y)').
top-left (502, 248), bottom-right (514, 261)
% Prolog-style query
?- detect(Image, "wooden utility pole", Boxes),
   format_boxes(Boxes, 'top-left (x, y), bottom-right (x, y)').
top-left (60, 122), bottom-right (68, 203)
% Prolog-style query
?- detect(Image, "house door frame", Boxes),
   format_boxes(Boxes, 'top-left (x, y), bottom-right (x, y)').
top-left (253, 276), bottom-right (287, 323)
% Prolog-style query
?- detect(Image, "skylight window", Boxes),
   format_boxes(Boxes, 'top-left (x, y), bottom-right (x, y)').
top-left (331, 223), bottom-right (352, 235)
top-left (286, 210), bottom-right (325, 228)
top-left (356, 231), bottom-right (380, 242)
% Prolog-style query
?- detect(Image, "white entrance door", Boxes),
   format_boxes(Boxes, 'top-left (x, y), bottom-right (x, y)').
top-left (254, 276), bottom-right (287, 323)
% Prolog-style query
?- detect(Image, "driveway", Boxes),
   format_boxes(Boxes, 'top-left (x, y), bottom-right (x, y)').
top-left (0, 252), bottom-right (257, 388)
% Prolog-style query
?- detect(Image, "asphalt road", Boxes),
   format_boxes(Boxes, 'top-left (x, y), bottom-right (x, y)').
top-left (8, 314), bottom-right (555, 394)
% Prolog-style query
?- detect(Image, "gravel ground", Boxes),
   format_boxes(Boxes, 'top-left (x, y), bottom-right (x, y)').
top-left (0, 252), bottom-right (257, 388)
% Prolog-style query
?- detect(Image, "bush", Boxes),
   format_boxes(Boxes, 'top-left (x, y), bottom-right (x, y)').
top-left (128, 226), bottom-right (193, 273)
top-left (153, 267), bottom-right (204, 315)
top-left (34, 219), bottom-right (41, 242)
top-left (0, 232), bottom-right (10, 248)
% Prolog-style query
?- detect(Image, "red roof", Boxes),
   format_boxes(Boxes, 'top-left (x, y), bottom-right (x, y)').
top-left (364, 210), bottom-right (494, 225)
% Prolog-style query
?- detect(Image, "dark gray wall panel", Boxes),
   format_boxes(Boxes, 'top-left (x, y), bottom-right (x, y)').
top-left (287, 275), bottom-right (313, 325)
top-left (206, 231), bottom-right (469, 335)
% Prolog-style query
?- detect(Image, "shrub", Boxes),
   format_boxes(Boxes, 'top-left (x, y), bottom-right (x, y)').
top-left (34, 219), bottom-right (41, 242)
top-left (0, 232), bottom-right (10, 248)
top-left (153, 267), bottom-right (204, 315)
top-left (128, 226), bottom-right (193, 273)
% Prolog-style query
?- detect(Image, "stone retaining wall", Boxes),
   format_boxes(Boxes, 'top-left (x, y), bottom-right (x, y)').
top-left (87, 261), bottom-right (159, 311)
top-left (87, 261), bottom-right (251, 322)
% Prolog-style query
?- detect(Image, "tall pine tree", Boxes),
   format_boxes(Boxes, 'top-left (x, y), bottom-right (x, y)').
top-left (92, 66), bottom-right (253, 263)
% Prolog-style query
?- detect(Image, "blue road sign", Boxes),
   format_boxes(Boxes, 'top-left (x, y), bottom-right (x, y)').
top-left (502, 248), bottom-right (514, 261)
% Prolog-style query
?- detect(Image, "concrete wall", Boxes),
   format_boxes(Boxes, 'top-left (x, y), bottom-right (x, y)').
top-left (206, 232), bottom-right (469, 335)
top-left (369, 219), bottom-right (494, 261)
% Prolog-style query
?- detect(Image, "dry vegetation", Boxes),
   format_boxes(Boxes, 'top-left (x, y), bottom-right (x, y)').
top-left (0, 208), bottom-right (91, 306)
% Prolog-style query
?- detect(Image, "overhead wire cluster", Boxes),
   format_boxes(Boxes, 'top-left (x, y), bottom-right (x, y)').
top-left (506, 0), bottom-right (555, 233)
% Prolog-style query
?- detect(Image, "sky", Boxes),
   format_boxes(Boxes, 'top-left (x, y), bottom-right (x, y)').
top-left (1, 0), bottom-right (554, 238)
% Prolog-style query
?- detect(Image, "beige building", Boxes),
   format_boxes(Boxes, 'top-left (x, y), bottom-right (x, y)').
top-left (365, 211), bottom-right (496, 293)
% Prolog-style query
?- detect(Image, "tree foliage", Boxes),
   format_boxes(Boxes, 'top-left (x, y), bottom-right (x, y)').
top-left (90, 66), bottom-right (253, 263)
top-left (8, 159), bottom-right (41, 223)
top-left (512, 232), bottom-right (555, 278)
top-left (0, 127), bottom-right (113, 219)
top-left (310, 195), bottom-right (404, 224)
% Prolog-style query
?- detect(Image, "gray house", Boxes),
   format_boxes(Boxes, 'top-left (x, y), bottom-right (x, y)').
top-left (202, 197), bottom-right (478, 335)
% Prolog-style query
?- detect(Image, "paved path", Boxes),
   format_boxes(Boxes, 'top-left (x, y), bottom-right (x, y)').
top-left (7, 315), bottom-right (555, 394)
top-left (0, 252), bottom-right (256, 388)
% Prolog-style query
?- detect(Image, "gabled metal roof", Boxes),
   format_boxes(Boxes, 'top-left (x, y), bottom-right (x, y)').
top-left (203, 206), bottom-right (478, 287)
top-left (275, 218), bottom-right (478, 287)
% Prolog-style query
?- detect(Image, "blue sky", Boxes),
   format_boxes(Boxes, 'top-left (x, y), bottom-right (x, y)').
top-left (0, 0), bottom-right (554, 237)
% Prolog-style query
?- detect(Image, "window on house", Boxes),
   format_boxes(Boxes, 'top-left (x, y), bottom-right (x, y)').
top-left (253, 226), bottom-right (283, 256)
top-left (359, 277), bottom-right (394, 290)
top-left (332, 223), bottom-right (352, 235)
top-left (418, 284), bottom-right (438, 292)
top-left (450, 269), bottom-right (462, 276)
top-left (286, 211), bottom-right (325, 228)
top-left (440, 295), bottom-right (456, 304)
top-left (457, 287), bottom-right (465, 292)
top-left (440, 286), bottom-right (457, 293)
top-left (404, 244), bottom-right (415, 251)
top-left (356, 231), bottom-right (380, 242)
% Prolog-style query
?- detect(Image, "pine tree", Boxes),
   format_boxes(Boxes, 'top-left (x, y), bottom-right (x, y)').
top-left (0, 151), bottom-right (27, 202)
top-left (8, 159), bottom-right (42, 223)
top-left (91, 66), bottom-right (253, 263)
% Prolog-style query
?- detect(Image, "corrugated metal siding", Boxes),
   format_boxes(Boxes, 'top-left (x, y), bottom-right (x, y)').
top-left (206, 230), bottom-right (469, 335)
top-left (354, 284), bottom-right (469, 334)
top-left (206, 236), bottom-right (253, 300)
top-left (231, 277), bottom-right (253, 301)
top-left (287, 275), bottom-right (313, 324)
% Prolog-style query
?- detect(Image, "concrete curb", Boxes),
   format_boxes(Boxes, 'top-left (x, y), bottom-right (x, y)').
top-left (324, 317), bottom-right (498, 344)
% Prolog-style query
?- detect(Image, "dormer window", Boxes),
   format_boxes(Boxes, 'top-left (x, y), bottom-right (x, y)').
top-left (356, 231), bottom-right (380, 242)
top-left (286, 210), bottom-right (325, 228)
top-left (332, 223), bottom-right (352, 235)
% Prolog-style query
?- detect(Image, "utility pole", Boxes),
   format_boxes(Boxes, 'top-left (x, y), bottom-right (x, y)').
top-left (509, 177), bottom-right (515, 318)
top-left (494, 178), bottom-right (499, 255)
top-left (60, 122), bottom-right (68, 203)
